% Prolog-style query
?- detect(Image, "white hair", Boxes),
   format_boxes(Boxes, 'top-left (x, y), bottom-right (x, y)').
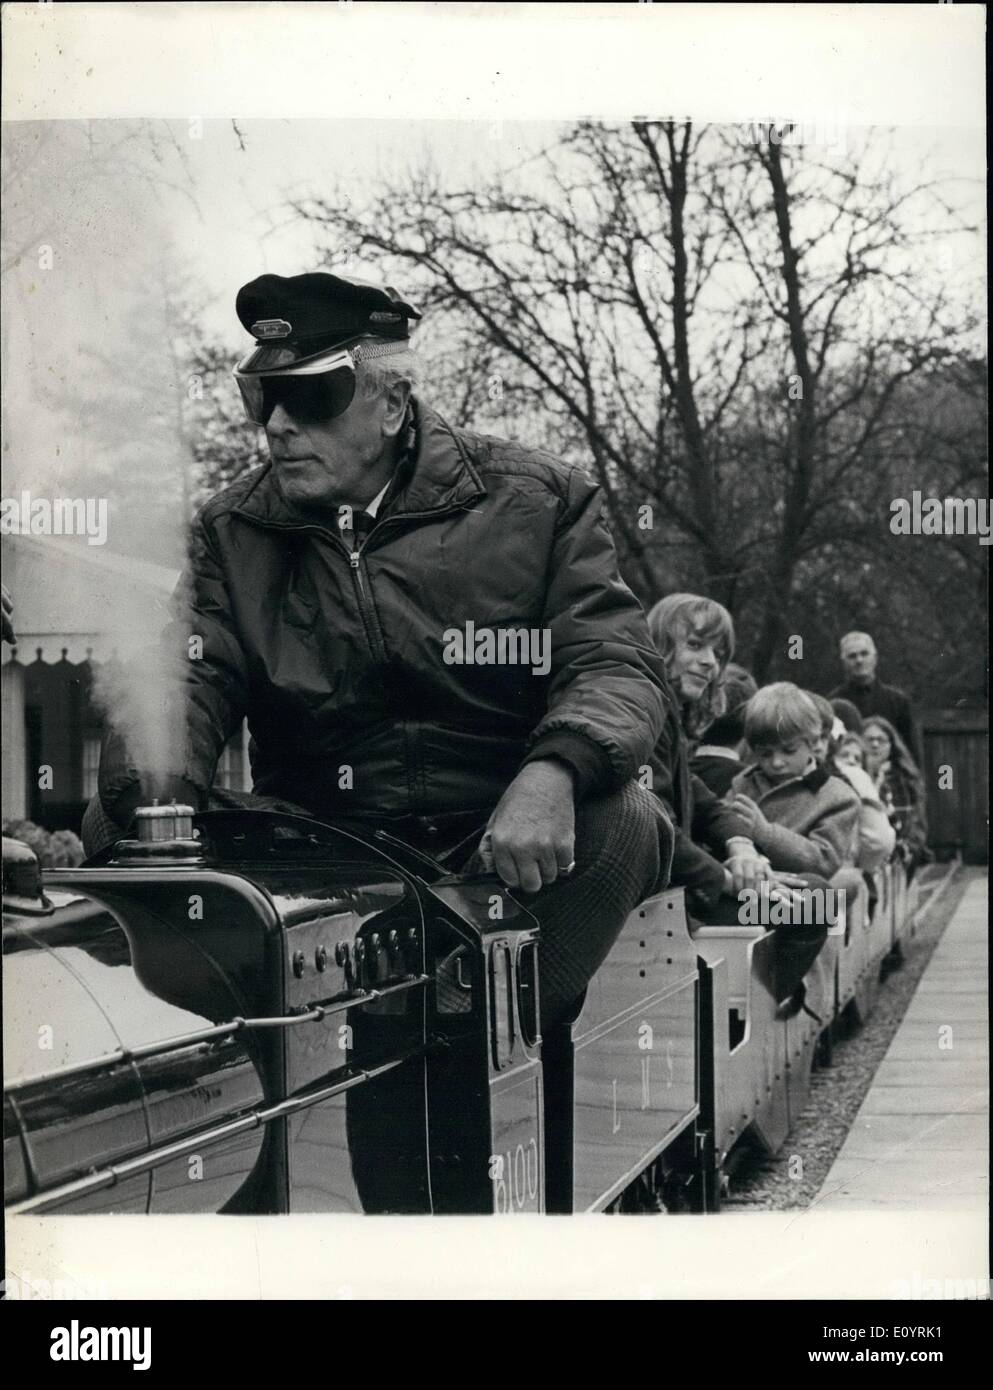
top-left (840, 631), bottom-right (876, 653)
top-left (353, 341), bottom-right (421, 401)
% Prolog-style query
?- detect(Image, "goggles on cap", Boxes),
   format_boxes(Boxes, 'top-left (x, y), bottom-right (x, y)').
top-left (233, 339), bottom-right (410, 427)
top-left (233, 345), bottom-right (357, 426)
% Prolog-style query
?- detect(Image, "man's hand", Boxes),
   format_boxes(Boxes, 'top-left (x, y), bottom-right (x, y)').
top-left (728, 792), bottom-right (769, 839)
top-left (482, 759), bottom-right (576, 893)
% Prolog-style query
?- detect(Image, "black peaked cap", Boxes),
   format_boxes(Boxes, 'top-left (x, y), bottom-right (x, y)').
top-left (236, 272), bottom-right (421, 360)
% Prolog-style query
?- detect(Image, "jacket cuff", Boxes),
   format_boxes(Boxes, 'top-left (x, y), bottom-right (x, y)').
top-left (522, 732), bottom-right (613, 800)
top-left (725, 836), bottom-right (758, 855)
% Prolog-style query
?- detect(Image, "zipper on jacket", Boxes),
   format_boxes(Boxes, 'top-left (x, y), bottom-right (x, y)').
top-left (348, 540), bottom-right (389, 667)
top-left (349, 548), bottom-right (364, 591)
top-left (232, 498), bottom-right (479, 672)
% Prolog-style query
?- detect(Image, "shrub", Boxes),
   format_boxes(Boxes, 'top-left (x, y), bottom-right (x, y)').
top-left (1, 820), bottom-right (85, 867)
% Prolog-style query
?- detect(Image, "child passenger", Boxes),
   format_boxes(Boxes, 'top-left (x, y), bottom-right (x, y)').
top-left (834, 732), bottom-right (867, 771)
top-left (727, 683), bottom-right (860, 880)
top-left (807, 691), bottom-right (838, 765)
top-left (830, 731), bottom-right (897, 872)
top-left (691, 663), bottom-right (758, 797)
top-left (805, 691), bottom-right (895, 871)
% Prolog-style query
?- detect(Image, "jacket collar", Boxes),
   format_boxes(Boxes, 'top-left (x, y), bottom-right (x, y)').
top-left (232, 397), bottom-right (485, 529)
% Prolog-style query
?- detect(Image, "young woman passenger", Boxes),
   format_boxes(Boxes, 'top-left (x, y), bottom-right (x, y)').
top-left (648, 594), bottom-right (734, 740)
top-left (861, 716), bottom-right (929, 870)
top-left (644, 594), bottom-right (769, 919)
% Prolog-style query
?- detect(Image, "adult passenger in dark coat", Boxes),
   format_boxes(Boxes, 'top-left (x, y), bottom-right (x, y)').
top-left (830, 631), bottom-right (920, 763)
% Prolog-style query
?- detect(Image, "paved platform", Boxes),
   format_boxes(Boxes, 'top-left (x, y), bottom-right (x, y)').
top-left (814, 873), bottom-right (988, 1213)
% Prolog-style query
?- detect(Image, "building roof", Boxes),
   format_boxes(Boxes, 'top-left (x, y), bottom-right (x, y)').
top-left (2, 533), bottom-right (180, 666)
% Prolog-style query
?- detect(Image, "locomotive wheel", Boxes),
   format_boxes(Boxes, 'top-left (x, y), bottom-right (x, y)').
top-left (662, 1167), bottom-right (692, 1212)
top-left (629, 1171), bottom-right (669, 1214)
top-left (609, 1154), bottom-right (696, 1215)
top-left (607, 1170), bottom-right (665, 1214)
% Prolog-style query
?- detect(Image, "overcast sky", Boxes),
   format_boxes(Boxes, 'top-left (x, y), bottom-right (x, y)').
top-left (152, 117), bottom-right (988, 342)
top-left (1, 115), bottom-right (985, 554)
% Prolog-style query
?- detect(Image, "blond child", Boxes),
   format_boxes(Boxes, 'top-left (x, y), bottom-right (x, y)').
top-left (728, 683), bottom-right (860, 879)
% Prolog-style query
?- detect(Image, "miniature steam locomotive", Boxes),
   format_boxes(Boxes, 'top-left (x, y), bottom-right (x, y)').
top-left (3, 803), bottom-right (912, 1215)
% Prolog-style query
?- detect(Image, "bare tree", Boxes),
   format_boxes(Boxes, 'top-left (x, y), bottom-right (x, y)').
top-left (286, 120), bottom-right (982, 693)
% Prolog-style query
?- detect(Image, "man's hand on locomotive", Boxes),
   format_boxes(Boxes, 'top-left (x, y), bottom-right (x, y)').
top-left (478, 759), bottom-right (576, 894)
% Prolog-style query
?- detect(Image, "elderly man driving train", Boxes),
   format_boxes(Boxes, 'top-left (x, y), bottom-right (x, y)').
top-left (87, 270), bottom-right (739, 1027)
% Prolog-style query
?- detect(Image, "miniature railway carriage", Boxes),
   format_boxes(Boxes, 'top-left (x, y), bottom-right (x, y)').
top-left (2, 806), bottom-right (913, 1216)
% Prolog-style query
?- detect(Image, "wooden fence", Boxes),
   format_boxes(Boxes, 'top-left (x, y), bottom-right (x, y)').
top-left (921, 707), bottom-right (988, 862)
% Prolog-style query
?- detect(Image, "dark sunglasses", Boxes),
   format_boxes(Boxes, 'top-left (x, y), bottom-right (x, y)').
top-left (235, 358), bottom-right (357, 426)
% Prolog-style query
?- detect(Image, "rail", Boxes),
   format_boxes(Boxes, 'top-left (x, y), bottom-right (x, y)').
top-left (3, 974), bottom-right (430, 1094)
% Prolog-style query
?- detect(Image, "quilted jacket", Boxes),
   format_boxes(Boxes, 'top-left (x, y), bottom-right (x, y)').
top-left (99, 399), bottom-right (670, 826)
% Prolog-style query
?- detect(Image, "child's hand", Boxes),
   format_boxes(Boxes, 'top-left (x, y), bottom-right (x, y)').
top-left (724, 850), bottom-right (772, 896)
top-left (729, 792), bottom-right (768, 838)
